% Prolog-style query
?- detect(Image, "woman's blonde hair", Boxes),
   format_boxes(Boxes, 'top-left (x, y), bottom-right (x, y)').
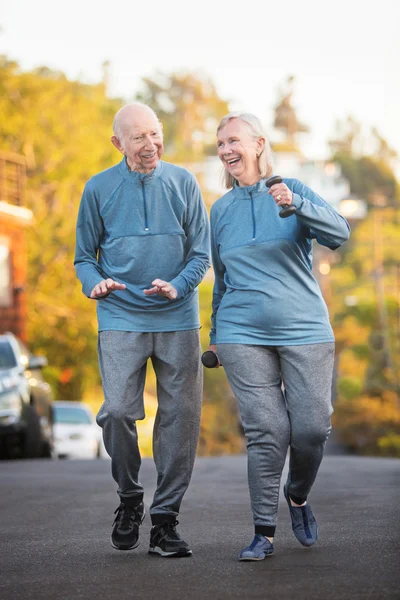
top-left (217, 112), bottom-right (274, 189)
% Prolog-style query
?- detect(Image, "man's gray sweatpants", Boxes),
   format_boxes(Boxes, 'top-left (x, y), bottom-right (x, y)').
top-left (217, 342), bottom-right (335, 529)
top-left (96, 330), bottom-right (203, 520)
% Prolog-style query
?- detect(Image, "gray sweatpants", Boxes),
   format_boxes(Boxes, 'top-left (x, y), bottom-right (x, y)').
top-left (217, 342), bottom-right (334, 528)
top-left (96, 330), bottom-right (203, 519)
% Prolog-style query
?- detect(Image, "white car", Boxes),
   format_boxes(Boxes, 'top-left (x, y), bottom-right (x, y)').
top-left (53, 401), bottom-right (107, 459)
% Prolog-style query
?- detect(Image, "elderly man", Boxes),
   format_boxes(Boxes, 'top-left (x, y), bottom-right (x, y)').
top-left (74, 103), bottom-right (210, 557)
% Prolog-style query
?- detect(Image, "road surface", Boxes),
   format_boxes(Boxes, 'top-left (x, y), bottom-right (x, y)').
top-left (1, 454), bottom-right (399, 599)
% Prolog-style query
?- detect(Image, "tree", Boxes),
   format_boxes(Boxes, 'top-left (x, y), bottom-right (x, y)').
top-left (137, 71), bottom-right (240, 453)
top-left (327, 117), bottom-right (400, 454)
top-left (329, 117), bottom-right (400, 208)
top-left (136, 71), bottom-right (230, 162)
top-left (0, 56), bottom-right (123, 399)
top-left (273, 75), bottom-right (309, 151)
top-left (0, 58), bottom-right (242, 454)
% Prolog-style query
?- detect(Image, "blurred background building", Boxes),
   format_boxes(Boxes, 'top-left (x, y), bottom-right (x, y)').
top-left (0, 151), bottom-right (33, 342)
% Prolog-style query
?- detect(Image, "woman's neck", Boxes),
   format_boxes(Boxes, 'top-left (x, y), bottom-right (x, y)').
top-left (238, 175), bottom-right (261, 187)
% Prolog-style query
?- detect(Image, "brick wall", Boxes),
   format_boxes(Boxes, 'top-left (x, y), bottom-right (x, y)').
top-left (0, 216), bottom-right (29, 342)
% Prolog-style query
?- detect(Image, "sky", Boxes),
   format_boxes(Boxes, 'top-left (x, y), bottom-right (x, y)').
top-left (1, 0), bottom-right (399, 160)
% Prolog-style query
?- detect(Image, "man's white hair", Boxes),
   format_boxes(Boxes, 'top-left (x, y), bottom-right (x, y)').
top-left (112, 102), bottom-right (160, 140)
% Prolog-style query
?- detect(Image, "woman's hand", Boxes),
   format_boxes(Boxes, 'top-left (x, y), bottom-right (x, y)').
top-left (268, 182), bottom-right (293, 207)
top-left (206, 344), bottom-right (221, 368)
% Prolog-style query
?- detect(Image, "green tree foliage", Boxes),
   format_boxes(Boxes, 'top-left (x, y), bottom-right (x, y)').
top-left (136, 71), bottom-right (230, 161)
top-left (329, 116), bottom-right (400, 207)
top-left (1, 57), bottom-right (241, 454)
top-left (327, 118), bottom-right (400, 455)
top-left (198, 282), bottom-right (244, 455)
top-left (136, 73), bottom-right (239, 453)
top-left (0, 56), bottom-right (122, 400)
top-left (272, 75), bottom-right (309, 153)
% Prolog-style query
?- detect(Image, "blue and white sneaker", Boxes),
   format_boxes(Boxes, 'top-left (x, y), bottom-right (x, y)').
top-left (283, 484), bottom-right (318, 547)
top-left (238, 534), bottom-right (274, 561)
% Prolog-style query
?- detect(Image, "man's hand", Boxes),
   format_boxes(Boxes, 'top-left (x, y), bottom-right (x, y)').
top-left (90, 279), bottom-right (126, 298)
top-left (144, 279), bottom-right (178, 300)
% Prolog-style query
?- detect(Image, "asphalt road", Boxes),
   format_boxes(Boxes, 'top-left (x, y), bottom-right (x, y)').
top-left (1, 454), bottom-right (399, 600)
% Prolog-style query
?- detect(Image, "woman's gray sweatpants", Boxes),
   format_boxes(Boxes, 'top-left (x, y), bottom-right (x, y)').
top-left (96, 330), bottom-right (203, 520)
top-left (216, 342), bottom-right (334, 529)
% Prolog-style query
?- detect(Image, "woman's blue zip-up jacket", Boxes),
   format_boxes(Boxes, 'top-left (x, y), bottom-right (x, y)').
top-left (74, 158), bottom-right (210, 332)
top-left (209, 177), bottom-right (350, 346)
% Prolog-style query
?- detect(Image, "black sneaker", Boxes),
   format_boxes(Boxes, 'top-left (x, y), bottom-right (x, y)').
top-left (111, 502), bottom-right (145, 550)
top-left (149, 520), bottom-right (192, 557)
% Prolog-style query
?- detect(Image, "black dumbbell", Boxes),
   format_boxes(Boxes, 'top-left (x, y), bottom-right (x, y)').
top-left (201, 350), bottom-right (220, 369)
top-left (265, 175), bottom-right (296, 219)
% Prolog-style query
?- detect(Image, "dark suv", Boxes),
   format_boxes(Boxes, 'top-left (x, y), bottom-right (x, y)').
top-left (0, 332), bottom-right (54, 459)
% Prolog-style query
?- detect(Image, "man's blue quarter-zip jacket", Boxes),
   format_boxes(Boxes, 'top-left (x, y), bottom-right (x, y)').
top-left (209, 177), bottom-right (350, 346)
top-left (75, 158), bottom-right (210, 332)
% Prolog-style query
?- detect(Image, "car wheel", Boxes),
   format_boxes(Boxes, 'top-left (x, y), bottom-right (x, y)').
top-left (0, 432), bottom-right (23, 459)
top-left (21, 404), bottom-right (43, 458)
top-left (41, 440), bottom-right (53, 458)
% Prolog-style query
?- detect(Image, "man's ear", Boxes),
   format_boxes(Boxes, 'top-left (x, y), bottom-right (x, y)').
top-left (111, 135), bottom-right (124, 154)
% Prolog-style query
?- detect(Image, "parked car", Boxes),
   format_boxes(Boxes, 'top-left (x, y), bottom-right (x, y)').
top-left (0, 332), bottom-right (54, 459)
top-left (53, 401), bottom-right (106, 459)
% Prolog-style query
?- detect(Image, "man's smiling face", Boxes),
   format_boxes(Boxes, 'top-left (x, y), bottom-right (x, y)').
top-left (112, 106), bottom-right (164, 173)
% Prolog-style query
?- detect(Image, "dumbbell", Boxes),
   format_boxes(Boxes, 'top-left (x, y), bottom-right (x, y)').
top-left (265, 175), bottom-right (296, 218)
top-left (201, 350), bottom-right (220, 369)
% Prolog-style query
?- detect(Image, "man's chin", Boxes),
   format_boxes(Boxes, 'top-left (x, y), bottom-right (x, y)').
top-left (132, 158), bottom-right (160, 174)
top-left (144, 157), bottom-right (160, 169)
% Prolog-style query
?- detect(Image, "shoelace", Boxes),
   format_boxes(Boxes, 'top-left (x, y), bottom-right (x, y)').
top-left (157, 520), bottom-right (181, 540)
top-left (113, 504), bottom-right (139, 531)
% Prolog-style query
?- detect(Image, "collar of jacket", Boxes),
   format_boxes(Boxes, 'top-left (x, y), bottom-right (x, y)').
top-left (232, 178), bottom-right (267, 199)
top-left (118, 157), bottom-right (163, 182)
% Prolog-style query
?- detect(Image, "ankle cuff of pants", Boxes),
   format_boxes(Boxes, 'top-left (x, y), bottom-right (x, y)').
top-left (119, 493), bottom-right (143, 508)
top-left (255, 525), bottom-right (276, 537)
top-left (151, 513), bottom-right (177, 526)
top-left (289, 493), bottom-right (307, 505)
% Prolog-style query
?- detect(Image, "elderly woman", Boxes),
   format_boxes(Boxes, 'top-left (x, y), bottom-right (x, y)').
top-left (208, 112), bottom-right (350, 561)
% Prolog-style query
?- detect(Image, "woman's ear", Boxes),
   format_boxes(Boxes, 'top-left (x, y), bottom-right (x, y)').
top-left (257, 137), bottom-right (266, 156)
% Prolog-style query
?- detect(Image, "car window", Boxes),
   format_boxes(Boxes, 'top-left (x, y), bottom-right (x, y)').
top-left (53, 406), bottom-right (93, 425)
top-left (0, 340), bottom-right (18, 369)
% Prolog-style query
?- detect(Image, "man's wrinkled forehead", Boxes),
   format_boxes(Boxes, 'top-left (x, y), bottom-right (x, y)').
top-left (117, 109), bottom-right (162, 137)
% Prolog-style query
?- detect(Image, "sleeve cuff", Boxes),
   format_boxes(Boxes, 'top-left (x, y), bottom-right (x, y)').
top-left (291, 193), bottom-right (304, 210)
top-left (82, 276), bottom-right (105, 299)
top-left (169, 275), bottom-right (186, 299)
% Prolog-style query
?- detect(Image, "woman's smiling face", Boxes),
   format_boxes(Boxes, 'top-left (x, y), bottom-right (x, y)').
top-left (217, 118), bottom-right (264, 186)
